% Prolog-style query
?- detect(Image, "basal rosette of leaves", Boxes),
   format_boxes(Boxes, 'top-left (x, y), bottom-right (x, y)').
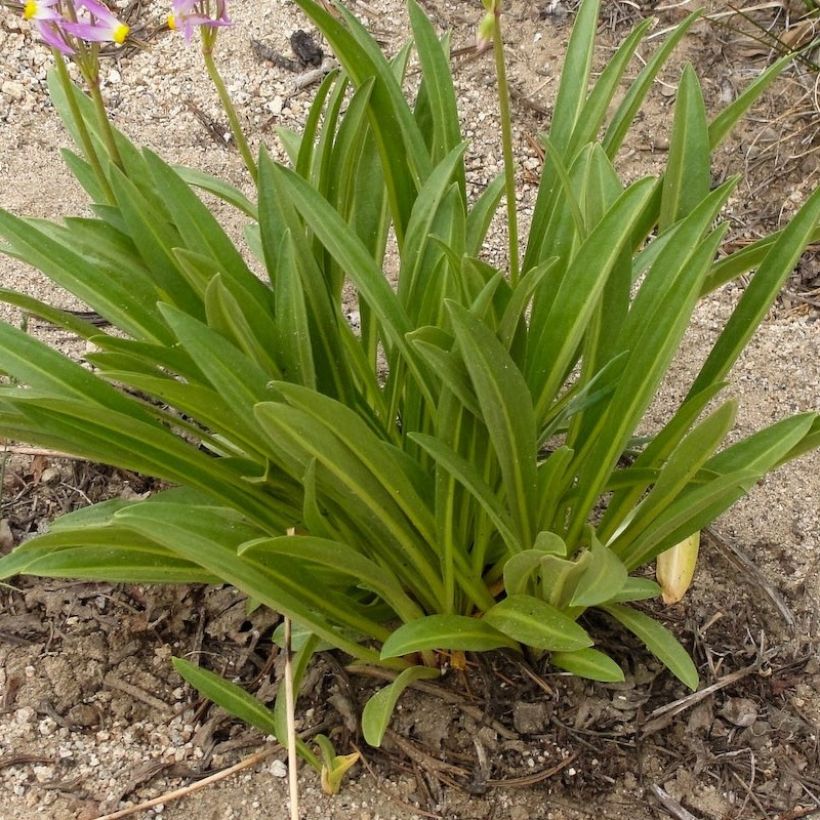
top-left (1, 0), bottom-right (819, 766)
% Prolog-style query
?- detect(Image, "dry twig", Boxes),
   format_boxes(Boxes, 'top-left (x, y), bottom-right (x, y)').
top-left (92, 747), bottom-right (277, 820)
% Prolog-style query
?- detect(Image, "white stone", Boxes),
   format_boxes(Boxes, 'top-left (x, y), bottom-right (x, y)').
top-left (2, 80), bottom-right (24, 101)
top-left (270, 759), bottom-right (288, 778)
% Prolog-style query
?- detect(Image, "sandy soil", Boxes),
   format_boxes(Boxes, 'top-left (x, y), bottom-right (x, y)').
top-left (1, 1), bottom-right (819, 818)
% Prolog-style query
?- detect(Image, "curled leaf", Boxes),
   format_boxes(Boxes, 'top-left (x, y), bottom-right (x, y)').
top-left (656, 531), bottom-right (700, 604)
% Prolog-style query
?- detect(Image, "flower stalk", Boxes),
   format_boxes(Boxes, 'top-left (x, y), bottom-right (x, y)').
top-left (84, 64), bottom-right (123, 168)
top-left (489, 1), bottom-right (520, 286)
top-left (52, 49), bottom-right (115, 202)
top-left (201, 41), bottom-right (258, 182)
top-left (168, 2), bottom-right (256, 182)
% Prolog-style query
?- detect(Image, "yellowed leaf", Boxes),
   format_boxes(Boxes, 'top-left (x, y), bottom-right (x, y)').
top-left (656, 532), bottom-right (701, 605)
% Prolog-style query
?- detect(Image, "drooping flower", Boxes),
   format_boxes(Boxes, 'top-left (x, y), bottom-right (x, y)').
top-left (168, 0), bottom-right (230, 43)
top-left (62, 0), bottom-right (130, 45)
top-left (23, 0), bottom-right (74, 54)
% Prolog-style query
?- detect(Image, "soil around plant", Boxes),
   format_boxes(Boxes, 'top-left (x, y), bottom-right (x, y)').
top-left (1, 1), bottom-right (819, 818)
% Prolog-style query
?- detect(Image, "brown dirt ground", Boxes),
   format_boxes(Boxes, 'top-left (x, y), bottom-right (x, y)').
top-left (1, 1), bottom-right (819, 818)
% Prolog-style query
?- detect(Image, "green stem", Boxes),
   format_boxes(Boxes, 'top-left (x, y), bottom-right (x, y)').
top-left (202, 47), bottom-right (258, 183)
top-left (492, 8), bottom-right (520, 287)
top-left (88, 76), bottom-right (122, 170)
top-left (52, 52), bottom-right (115, 204)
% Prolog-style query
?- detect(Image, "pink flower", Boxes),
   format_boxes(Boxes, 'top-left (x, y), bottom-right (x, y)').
top-left (23, 0), bottom-right (74, 54)
top-left (63, 0), bottom-right (130, 45)
top-left (168, 0), bottom-right (230, 42)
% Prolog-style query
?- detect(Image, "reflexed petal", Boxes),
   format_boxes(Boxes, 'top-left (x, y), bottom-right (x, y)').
top-left (168, 0), bottom-right (231, 42)
top-left (35, 19), bottom-right (75, 53)
top-left (69, 0), bottom-right (130, 44)
top-left (24, 0), bottom-right (63, 21)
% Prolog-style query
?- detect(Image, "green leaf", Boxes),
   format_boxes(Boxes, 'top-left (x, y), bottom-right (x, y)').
top-left (271, 163), bottom-right (435, 406)
top-left (0, 210), bottom-right (170, 343)
top-left (527, 177), bottom-right (656, 420)
top-left (447, 301), bottom-right (537, 547)
top-left (659, 65), bottom-right (711, 230)
top-left (549, 0), bottom-right (600, 156)
top-left (609, 401), bottom-right (737, 557)
top-left (708, 52), bottom-right (792, 150)
top-left (107, 165), bottom-right (202, 316)
top-left (567, 17), bottom-right (653, 158)
top-left (484, 594), bottom-right (593, 652)
top-left (497, 259), bottom-right (555, 352)
top-left (400, 143), bottom-right (469, 321)
top-left (380, 615), bottom-right (517, 659)
top-left (598, 382), bottom-right (727, 542)
top-left (409, 331), bottom-right (481, 417)
top-left (272, 621), bottom-right (334, 653)
top-left (503, 545), bottom-right (563, 597)
top-left (173, 164), bottom-right (257, 218)
top-left (409, 434), bottom-right (520, 555)
top-left (408, 0), bottom-right (464, 188)
top-left (602, 604), bottom-right (698, 690)
top-left (689, 185), bottom-right (820, 398)
top-left (551, 648), bottom-right (625, 683)
top-left (257, 149), bottom-right (357, 403)
top-left (254, 401), bottom-right (443, 611)
top-left (274, 383), bottom-right (433, 533)
top-left (0, 288), bottom-right (103, 340)
top-left (603, 12), bottom-right (700, 157)
top-left (172, 657), bottom-right (278, 736)
top-left (116, 502), bottom-right (388, 662)
top-left (610, 576), bottom-right (662, 603)
top-left (292, 0), bottom-right (430, 244)
top-left (238, 535), bottom-right (423, 623)
top-left (569, 532), bottom-right (628, 608)
top-left (522, 0), bottom-right (599, 270)
top-left (276, 232), bottom-right (317, 387)
top-left (466, 173), bottom-right (505, 256)
top-left (536, 447), bottom-right (575, 531)
top-left (539, 552), bottom-right (591, 610)
top-left (617, 468), bottom-right (759, 569)
top-left (144, 150), bottom-right (270, 307)
top-left (567, 210), bottom-right (732, 545)
top-left (61, 148), bottom-right (105, 203)
top-left (361, 666), bottom-right (441, 747)
top-left (295, 69), bottom-right (341, 180)
top-left (203, 274), bottom-right (282, 378)
top-left (0, 528), bottom-right (215, 585)
top-left (159, 303), bottom-right (276, 411)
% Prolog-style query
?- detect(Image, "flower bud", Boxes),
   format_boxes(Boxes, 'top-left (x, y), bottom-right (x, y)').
top-left (476, 10), bottom-right (495, 50)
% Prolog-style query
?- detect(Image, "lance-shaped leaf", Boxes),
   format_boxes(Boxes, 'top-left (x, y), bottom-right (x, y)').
top-left (361, 666), bottom-right (441, 747)
top-left (115, 502), bottom-right (391, 663)
top-left (380, 615), bottom-right (517, 659)
top-left (238, 535), bottom-right (423, 623)
top-left (484, 594), bottom-right (593, 652)
top-left (659, 64), bottom-right (711, 230)
top-left (602, 604), bottom-right (698, 690)
top-left (569, 531), bottom-right (628, 608)
top-left (609, 400), bottom-right (737, 556)
top-left (271, 163), bottom-right (435, 405)
top-left (689, 185), bottom-right (820, 398)
top-left (447, 301), bottom-right (537, 548)
top-left (410, 433), bottom-right (520, 554)
top-left (551, 648), bottom-right (625, 683)
top-left (408, 0), bottom-right (464, 185)
top-left (503, 534), bottom-right (568, 597)
top-left (292, 0), bottom-right (430, 244)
